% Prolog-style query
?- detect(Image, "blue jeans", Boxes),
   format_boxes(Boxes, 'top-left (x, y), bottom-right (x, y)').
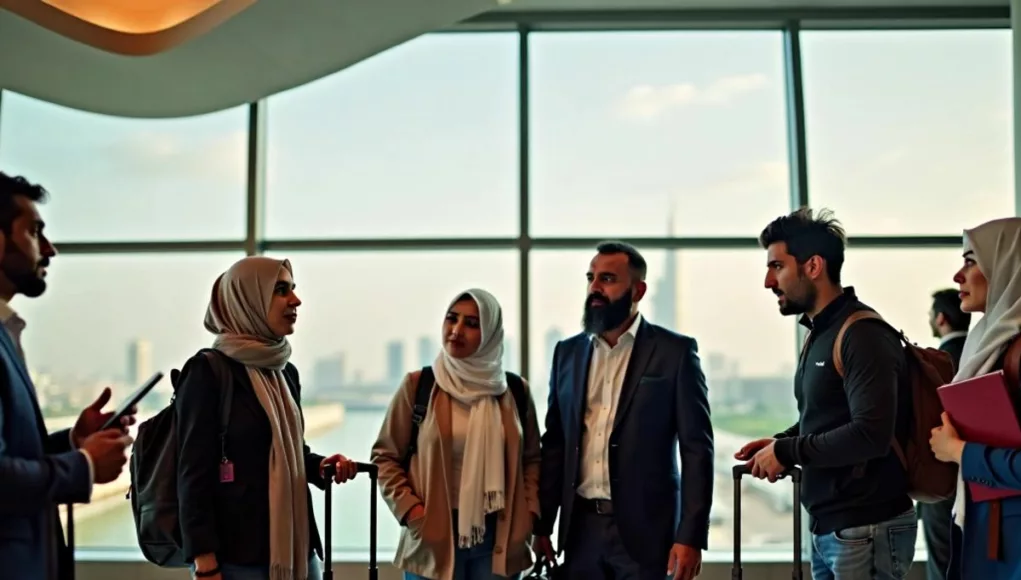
top-left (811, 508), bottom-right (918, 580)
top-left (403, 511), bottom-right (519, 580)
top-left (191, 555), bottom-right (322, 580)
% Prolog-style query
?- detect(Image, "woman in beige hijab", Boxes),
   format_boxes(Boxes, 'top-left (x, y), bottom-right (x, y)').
top-left (371, 288), bottom-right (542, 580)
top-left (929, 217), bottom-right (1021, 580)
top-left (176, 256), bottom-right (358, 580)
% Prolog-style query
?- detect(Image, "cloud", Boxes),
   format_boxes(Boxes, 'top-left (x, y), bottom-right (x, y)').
top-left (618, 73), bottom-right (768, 120)
top-left (706, 161), bottom-right (788, 196)
top-left (103, 128), bottom-right (247, 185)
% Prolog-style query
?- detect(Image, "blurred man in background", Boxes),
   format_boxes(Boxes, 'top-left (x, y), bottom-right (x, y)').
top-left (918, 288), bottom-right (970, 580)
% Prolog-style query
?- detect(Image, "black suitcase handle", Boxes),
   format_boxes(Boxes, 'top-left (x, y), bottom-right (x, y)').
top-left (323, 461), bottom-right (378, 580)
top-left (731, 464), bottom-right (803, 580)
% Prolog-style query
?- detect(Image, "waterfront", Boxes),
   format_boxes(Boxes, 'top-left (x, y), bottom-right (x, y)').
top-left (71, 409), bottom-right (799, 557)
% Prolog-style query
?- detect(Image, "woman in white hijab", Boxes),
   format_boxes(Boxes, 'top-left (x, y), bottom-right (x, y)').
top-left (176, 256), bottom-right (358, 580)
top-left (929, 217), bottom-right (1021, 580)
top-left (372, 288), bottom-right (542, 580)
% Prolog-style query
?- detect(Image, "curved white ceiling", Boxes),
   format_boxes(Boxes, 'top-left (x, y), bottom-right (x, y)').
top-left (0, 0), bottom-right (503, 118)
top-left (0, 0), bottom-right (1005, 118)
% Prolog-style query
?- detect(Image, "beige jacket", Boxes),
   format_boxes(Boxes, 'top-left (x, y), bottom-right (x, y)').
top-left (371, 370), bottom-right (542, 580)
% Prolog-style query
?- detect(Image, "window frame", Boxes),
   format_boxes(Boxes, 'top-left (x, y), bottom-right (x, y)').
top-left (0, 5), bottom-right (1012, 563)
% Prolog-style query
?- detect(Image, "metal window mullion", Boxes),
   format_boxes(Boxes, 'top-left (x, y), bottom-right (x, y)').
top-left (246, 100), bottom-right (268, 256)
top-left (782, 20), bottom-right (812, 566)
top-left (518, 24), bottom-right (532, 381)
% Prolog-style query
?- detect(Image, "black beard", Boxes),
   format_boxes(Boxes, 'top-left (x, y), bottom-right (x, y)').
top-left (2, 241), bottom-right (47, 298)
top-left (776, 273), bottom-right (816, 316)
top-left (583, 288), bottom-right (633, 334)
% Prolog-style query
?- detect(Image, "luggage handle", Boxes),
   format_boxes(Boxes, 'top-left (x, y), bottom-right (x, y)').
top-left (323, 462), bottom-right (378, 580)
top-left (731, 464), bottom-right (802, 580)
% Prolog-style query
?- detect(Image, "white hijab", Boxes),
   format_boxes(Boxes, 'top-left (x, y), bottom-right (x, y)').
top-left (432, 288), bottom-right (507, 548)
top-left (204, 257), bottom-right (309, 580)
top-left (951, 217), bottom-right (1021, 527)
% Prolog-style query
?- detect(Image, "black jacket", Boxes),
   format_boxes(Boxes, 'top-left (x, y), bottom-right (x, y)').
top-left (940, 334), bottom-right (967, 371)
top-left (537, 319), bottom-right (714, 567)
top-left (773, 287), bottom-right (913, 534)
top-left (175, 351), bottom-right (327, 566)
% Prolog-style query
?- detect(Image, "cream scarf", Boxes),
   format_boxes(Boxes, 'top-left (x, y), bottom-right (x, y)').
top-left (950, 218), bottom-right (1021, 528)
top-left (204, 257), bottom-right (309, 580)
top-left (432, 288), bottom-right (507, 548)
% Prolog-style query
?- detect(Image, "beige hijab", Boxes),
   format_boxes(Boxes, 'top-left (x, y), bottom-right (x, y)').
top-left (951, 218), bottom-right (1021, 527)
top-left (204, 256), bottom-right (309, 580)
top-left (432, 288), bottom-right (507, 548)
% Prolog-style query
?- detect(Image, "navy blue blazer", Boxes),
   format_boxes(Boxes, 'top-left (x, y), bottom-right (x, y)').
top-left (536, 317), bottom-right (714, 568)
top-left (0, 325), bottom-right (91, 580)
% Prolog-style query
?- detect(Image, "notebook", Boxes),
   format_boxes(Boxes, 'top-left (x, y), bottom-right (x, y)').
top-left (937, 370), bottom-right (1021, 502)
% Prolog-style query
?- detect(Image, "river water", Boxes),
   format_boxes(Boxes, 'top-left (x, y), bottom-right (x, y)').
top-left (75, 409), bottom-right (403, 554)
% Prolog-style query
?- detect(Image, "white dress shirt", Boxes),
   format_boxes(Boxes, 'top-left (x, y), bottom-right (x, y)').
top-left (939, 330), bottom-right (967, 347)
top-left (577, 312), bottom-right (643, 500)
top-left (0, 299), bottom-right (94, 494)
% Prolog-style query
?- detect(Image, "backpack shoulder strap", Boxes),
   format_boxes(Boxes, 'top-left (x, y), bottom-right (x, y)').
top-left (833, 310), bottom-right (888, 377)
top-left (405, 366), bottom-right (435, 464)
top-left (200, 349), bottom-right (235, 459)
top-left (506, 372), bottom-right (528, 424)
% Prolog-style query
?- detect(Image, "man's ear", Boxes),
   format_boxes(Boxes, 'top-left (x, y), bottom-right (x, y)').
top-left (632, 280), bottom-right (648, 303)
top-left (803, 255), bottom-right (826, 281)
top-left (935, 312), bottom-right (947, 328)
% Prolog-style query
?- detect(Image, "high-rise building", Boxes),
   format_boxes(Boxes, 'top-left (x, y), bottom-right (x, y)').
top-left (651, 202), bottom-right (680, 331)
top-left (386, 340), bottom-right (404, 383)
top-left (417, 336), bottom-right (437, 368)
top-left (126, 338), bottom-right (152, 385)
top-left (312, 353), bottom-right (345, 393)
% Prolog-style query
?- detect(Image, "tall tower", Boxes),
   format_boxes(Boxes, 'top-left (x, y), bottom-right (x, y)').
top-left (386, 341), bottom-right (404, 383)
top-left (652, 201), bottom-right (680, 330)
top-left (126, 339), bottom-right (152, 385)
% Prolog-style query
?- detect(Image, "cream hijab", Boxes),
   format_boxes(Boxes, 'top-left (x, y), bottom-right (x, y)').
top-left (204, 256), bottom-right (309, 580)
top-left (951, 217), bottom-right (1021, 527)
top-left (432, 288), bottom-right (507, 549)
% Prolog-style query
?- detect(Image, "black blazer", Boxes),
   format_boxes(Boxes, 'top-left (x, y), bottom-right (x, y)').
top-left (537, 318), bottom-right (714, 568)
top-left (175, 351), bottom-right (327, 567)
top-left (0, 326), bottom-right (90, 580)
top-left (940, 334), bottom-right (967, 371)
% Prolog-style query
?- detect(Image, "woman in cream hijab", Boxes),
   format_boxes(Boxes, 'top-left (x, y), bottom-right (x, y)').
top-left (929, 217), bottom-right (1021, 580)
top-left (176, 256), bottom-right (358, 580)
top-left (372, 288), bottom-right (542, 580)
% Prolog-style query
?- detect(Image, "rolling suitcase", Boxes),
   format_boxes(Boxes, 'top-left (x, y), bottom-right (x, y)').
top-left (731, 464), bottom-right (803, 580)
top-left (323, 461), bottom-right (379, 580)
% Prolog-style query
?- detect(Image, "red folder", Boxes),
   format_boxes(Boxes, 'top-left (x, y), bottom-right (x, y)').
top-left (937, 370), bottom-right (1021, 502)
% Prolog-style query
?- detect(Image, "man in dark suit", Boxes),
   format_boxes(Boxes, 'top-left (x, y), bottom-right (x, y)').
top-left (0, 172), bottom-right (135, 580)
top-left (533, 241), bottom-right (714, 580)
top-left (920, 288), bottom-right (970, 580)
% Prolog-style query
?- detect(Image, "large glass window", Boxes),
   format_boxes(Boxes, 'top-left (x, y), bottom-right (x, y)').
top-left (530, 248), bottom-right (799, 553)
top-left (529, 31), bottom-right (791, 238)
top-left (841, 247), bottom-right (975, 349)
top-left (265, 249), bottom-right (520, 552)
top-left (265, 33), bottom-right (519, 239)
top-left (0, 91), bottom-right (249, 242)
top-left (19, 252), bottom-right (244, 548)
top-left (802, 30), bottom-right (1014, 235)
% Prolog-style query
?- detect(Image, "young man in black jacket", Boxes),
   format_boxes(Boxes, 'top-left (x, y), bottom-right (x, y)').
top-left (735, 208), bottom-right (917, 580)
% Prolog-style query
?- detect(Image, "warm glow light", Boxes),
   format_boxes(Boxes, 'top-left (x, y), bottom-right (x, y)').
top-left (0, 0), bottom-right (256, 55)
top-left (39, 0), bottom-right (231, 34)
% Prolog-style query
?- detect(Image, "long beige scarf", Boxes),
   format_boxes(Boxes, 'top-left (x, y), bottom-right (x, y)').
top-left (204, 256), bottom-right (309, 580)
top-left (432, 288), bottom-right (507, 548)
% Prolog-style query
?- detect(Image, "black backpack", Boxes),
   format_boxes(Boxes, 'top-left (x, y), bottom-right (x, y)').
top-left (404, 366), bottom-right (528, 466)
top-left (128, 349), bottom-right (235, 568)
